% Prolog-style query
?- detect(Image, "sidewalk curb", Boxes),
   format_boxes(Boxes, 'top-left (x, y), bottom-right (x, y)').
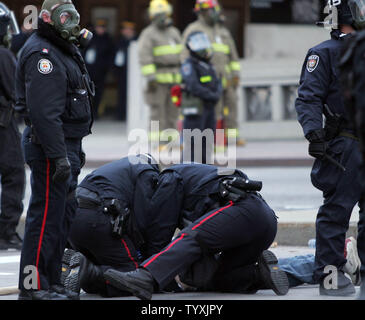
top-left (0, 287), bottom-right (19, 296)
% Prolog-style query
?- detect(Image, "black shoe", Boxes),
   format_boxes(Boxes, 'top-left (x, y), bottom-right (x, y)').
top-left (50, 284), bottom-right (80, 300)
top-left (60, 249), bottom-right (82, 286)
top-left (18, 290), bottom-right (72, 300)
top-left (257, 250), bottom-right (290, 296)
top-left (0, 234), bottom-right (22, 251)
top-left (79, 257), bottom-right (106, 295)
top-left (104, 268), bottom-right (155, 300)
top-left (319, 270), bottom-right (356, 296)
top-left (61, 250), bottom-right (85, 295)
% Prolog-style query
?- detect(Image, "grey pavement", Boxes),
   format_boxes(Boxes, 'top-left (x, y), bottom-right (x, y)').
top-left (0, 246), bottom-right (362, 300)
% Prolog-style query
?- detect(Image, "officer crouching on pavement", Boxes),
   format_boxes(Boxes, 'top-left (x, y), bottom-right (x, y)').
top-left (175, 31), bottom-right (222, 164)
top-left (295, 0), bottom-right (365, 297)
top-left (104, 164), bottom-right (289, 300)
top-left (0, 4), bottom-right (25, 251)
top-left (61, 154), bottom-right (182, 298)
top-left (15, 0), bottom-right (94, 300)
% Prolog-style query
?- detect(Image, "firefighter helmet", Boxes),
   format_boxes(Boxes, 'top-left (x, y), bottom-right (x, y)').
top-left (148, 0), bottom-right (173, 20)
top-left (194, 0), bottom-right (220, 12)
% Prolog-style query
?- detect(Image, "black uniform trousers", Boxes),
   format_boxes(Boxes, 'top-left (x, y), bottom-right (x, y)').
top-left (19, 127), bottom-right (82, 291)
top-left (69, 207), bottom-right (140, 297)
top-left (141, 193), bottom-right (278, 290)
top-left (311, 135), bottom-right (365, 281)
top-left (0, 118), bottom-right (25, 237)
top-left (183, 104), bottom-right (216, 164)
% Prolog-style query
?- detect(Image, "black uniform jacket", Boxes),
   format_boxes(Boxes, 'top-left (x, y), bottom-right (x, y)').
top-left (15, 20), bottom-right (93, 159)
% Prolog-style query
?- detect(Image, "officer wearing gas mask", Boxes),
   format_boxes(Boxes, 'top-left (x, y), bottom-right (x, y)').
top-left (178, 31), bottom-right (222, 164)
top-left (295, 0), bottom-right (365, 297)
top-left (0, 3), bottom-right (25, 251)
top-left (15, 0), bottom-right (94, 300)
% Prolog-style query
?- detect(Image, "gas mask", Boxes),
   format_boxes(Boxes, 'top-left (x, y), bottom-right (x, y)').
top-left (153, 13), bottom-right (173, 29)
top-left (187, 31), bottom-right (213, 61)
top-left (200, 8), bottom-right (221, 26)
top-left (348, 0), bottom-right (365, 29)
top-left (51, 3), bottom-right (81, 43)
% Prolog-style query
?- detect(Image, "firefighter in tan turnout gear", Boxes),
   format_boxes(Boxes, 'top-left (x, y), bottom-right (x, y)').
top-left (182, 0), bottom-right (244, 146)
top-left (138, 0), bottom-right (182, 145)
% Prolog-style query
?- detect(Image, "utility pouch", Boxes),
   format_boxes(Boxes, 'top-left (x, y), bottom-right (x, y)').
top-left (181, 92), bottom-right (203, 116)
top-left (219, 177), bottom-right (263, 202)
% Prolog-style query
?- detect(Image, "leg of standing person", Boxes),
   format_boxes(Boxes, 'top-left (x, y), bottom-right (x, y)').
top-left (312, 137), bottom-right (362, 295)
top-left (0, 119), bottom-right (25, 250)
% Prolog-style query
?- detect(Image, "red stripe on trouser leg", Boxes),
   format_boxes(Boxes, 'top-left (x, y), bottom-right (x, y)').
top-left (191, 201), bottom-right (234, 231)
top-left (121, 238), bottom-right (139, 269)
top-left (141, 201), bottom-right (234, 269)
top-left (35, 158), bottom-right (50, 290)
top-left (142, 233), bottom-right (187, 268)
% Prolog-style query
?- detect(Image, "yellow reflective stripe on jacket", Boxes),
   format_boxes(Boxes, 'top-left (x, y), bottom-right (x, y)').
top-left (175, 73), bottom-right (182, 84)
top-left (153, 44), bottom-right (183, 56)
top-left (200, 75), bottom-right (212, 83)
top-left (212, 43), bottom-right (230, 55)
top-left (156, 73), bottom-right (182, 84)
top-left (230, 61), bottom-right (241, 71)
top-left (141, 64), bottom-right (157, 76)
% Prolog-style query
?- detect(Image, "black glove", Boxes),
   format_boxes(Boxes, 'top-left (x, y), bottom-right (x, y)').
top-left (308, 141), bottom-right (327, 160)
top-left (306, 129), bottom-right (327, 160)
top-left (52, 157), bottom-right (71, 183)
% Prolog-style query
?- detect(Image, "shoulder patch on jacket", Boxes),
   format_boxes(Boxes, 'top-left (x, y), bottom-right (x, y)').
top-left (306, 55), bottom-right (320, 73)
top-left (182, 63), bottom-right (192, 76)
top-left (38, 59), bottom-right (53, 74)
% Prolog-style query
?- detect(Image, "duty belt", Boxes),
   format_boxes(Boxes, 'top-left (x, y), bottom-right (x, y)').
top-left (339, 131), bottom-right (359, 141)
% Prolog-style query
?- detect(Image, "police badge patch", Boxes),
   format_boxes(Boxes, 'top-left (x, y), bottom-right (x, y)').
top-left (306, 55), bottom-right (319, 73)
top-left (38, 59), bottom-right (53, 74)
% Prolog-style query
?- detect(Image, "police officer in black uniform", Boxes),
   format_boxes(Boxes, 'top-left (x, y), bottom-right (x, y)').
top-left (295, 0), bottom-right (365, 296)
top-left (63, 154), bottom-right (181, 297)
top-left (0, 4), bottom-right (25, 251)
top-left (15, 0), bottom-right (94, 300)
top-left (180, 31), bottom-right (222, 164)
top-left (104, 164), bottom-right (288, 300)
top-left (338, 0), bottom-right (365, 299)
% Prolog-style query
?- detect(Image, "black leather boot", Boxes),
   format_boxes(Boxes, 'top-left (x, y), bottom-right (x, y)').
top-left (104, 268), bottom-right (155, 300)
top-left (257, 250), bottom-right (290, 296)
top-left (79, 257), bottom-right (107, 295)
